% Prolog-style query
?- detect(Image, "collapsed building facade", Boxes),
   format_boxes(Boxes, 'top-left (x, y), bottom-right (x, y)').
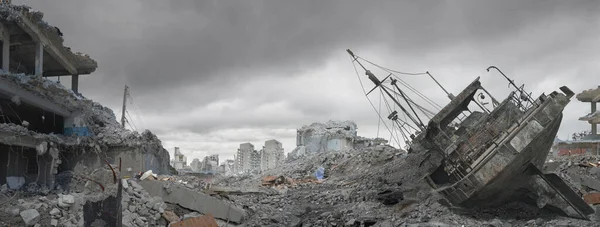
top-left (550, 87), bottom-right (600, 157)
top-left (0, 4), bottom-right (171, 191)
top-left (288, 120), bottom-right (388, 160)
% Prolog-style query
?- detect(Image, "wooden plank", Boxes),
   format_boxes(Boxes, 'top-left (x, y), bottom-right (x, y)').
top-left (170, 214), bottom-right (219, 227)
top-left (584, 193), bottom-right (600, 205)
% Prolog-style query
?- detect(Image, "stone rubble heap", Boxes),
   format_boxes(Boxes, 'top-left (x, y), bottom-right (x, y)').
top-left (121, 180), bottom-right (168, 227)
top-left (211, 145), bottom-right (600, 227)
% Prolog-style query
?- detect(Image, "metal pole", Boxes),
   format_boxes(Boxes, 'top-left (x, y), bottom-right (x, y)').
top-left (486, 66), bottom-right (534, 102)
top-left (380, 85), bottom-right (425, 130)
top-left (120, 85), bottom-right (128, 128)
top-left (427, 71), bottom-right (454, 100)
top-left (391, 81), bottom-right (425, 128)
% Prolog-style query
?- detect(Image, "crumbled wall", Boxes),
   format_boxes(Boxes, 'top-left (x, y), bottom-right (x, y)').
top-left (0, 72), bottom-right (173, 186)
top-left (296, 120), bottom-right (358, 153)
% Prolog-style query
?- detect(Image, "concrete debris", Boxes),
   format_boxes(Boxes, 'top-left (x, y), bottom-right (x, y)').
top-left (57, 194), bottom-right (75, 208)
top-left (261, 175), bottom-right (320, 188)
top-left (138, 179), bottom-right (246, 223)
top-left (162, 210), bottom-right (180, 223)
top-left (20, 209), bottom-right (40, 226)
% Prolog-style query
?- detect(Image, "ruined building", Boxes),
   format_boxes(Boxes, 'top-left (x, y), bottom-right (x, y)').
top-left (261, 139), bottom-right (284, 171)
top-left (190, 158), bottom-right (201, 172)
top-left (222, 159), bottom-right (235, 175)
top-left (171, 147), bottom-right (187, 170)
top-left (0, 4), bottom-right (171, 189)
top-left (552, 86), bottom-right (600, 156)
top-left (202, 154), bottom-right (219, 173)
top-left (295, 121), bottom-right (357, 154)
top-left (288, 120), bottom-right (386, 160)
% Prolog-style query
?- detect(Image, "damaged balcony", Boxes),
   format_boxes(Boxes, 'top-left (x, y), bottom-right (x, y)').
top-left (0, 5), bottom-right (98, 93)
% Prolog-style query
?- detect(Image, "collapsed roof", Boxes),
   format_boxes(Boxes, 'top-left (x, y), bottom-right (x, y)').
top-left (0, 4), bottom-right (97, 76)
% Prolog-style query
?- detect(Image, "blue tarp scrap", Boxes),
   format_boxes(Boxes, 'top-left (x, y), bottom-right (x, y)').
top-left (315, 167), bottom-right (325, 180)
top-left (64, 127), bottom-right (92, 136)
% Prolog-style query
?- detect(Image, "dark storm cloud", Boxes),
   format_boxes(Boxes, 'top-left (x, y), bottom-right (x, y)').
top-left (16, 0), bottom-right (600, 101)
top-left (11, 0), bottom-right (600, 160)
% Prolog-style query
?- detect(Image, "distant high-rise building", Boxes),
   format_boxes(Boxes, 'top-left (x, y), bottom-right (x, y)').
top-left (261, 139), bottom-right (284, 171)
top-left (236, 143), bottom-right (262, 173)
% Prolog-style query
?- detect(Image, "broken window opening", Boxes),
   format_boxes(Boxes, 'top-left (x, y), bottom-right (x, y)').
top-left (0, 94), bottom-right (65, 134)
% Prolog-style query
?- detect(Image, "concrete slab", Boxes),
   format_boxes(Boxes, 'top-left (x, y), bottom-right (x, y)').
top-left (138, 180), bottom-right (246, 223)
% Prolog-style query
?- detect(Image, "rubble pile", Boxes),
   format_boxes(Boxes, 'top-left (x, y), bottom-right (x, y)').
top-left (121, 180), bottom-right (168, 227)
top-left (297, 121), bottom-right (358, 138)
top-left (208, 145), bottom-right (600, 226)
top-left (0, 167), bottom-right (119, 227)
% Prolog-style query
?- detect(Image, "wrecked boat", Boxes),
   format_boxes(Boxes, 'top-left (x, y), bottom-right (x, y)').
top-left (347, 49), bottom-right (594, 219)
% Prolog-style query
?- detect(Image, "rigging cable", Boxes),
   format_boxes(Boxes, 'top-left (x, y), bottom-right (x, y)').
top-left (379, 88), bottom-right (402, 145)
top-left (383, 85), bottom-right (436, 119)
top-left (350, 56), bottom-right (401, 147)
top-left (356, 54), bottom-right (444, 111)
top-left (127, 91), bottom-right (146, 131)
top-left (392, 75), bottom-right (444, 110)
top-left (377, 90), bottom-right (382, 138)
top-left (356, 55), bottom-right (428, 76)
top-left (125, 110), bottom-right (138, 131)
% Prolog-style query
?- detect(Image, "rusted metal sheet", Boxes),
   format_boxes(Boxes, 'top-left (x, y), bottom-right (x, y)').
top-left (170, 214), bottom-right (219, 227)
top-left (584, 193), bottom-right (600, 205)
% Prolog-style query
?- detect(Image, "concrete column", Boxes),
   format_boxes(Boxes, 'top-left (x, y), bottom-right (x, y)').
top-left (592, 102), bottom-right (597, 135)
top-left (35, 41), bottom-right (43, 77)
top-left (71, 74), bottom-right (79, 93)
top-left (2, 25), bottom-right (9, 72)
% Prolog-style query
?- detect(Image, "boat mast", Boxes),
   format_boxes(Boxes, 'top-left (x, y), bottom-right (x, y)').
top-left (347, 49), bottom-right (426, 131)
top-left (427, 71), bottom-right (455, 100)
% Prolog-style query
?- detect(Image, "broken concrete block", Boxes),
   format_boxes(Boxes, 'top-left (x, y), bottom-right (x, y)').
top-left (58, 194), bottom-right (75, 208)
top-left (122, 179), bottom-right (129, 189)
top-left (49, 208), bottom-right (60, 216)
top-left (162, 210), bottom-right (179, 223)
top-left (182, 212), bottom-right (201, 220)
top-left (581, 176), bottom-right (600, 191)
top-left (51, 219), bottom-right (58, 226)
top-left (20, 209), bottom-right (40, 226)
top-left (139, 180), bottom-right (246, 223)
top-left (590, 168), bottom-right (600, 178)
top-left (129, 180), bottom-right (143, 192)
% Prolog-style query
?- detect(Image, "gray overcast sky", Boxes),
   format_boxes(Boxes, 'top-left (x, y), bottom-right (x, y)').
top-left (14, 0), bottom-right (600, 161)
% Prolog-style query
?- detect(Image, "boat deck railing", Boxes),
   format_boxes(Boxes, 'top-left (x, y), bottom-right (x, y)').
top-left (444, 90), bottom-right (542, 182)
